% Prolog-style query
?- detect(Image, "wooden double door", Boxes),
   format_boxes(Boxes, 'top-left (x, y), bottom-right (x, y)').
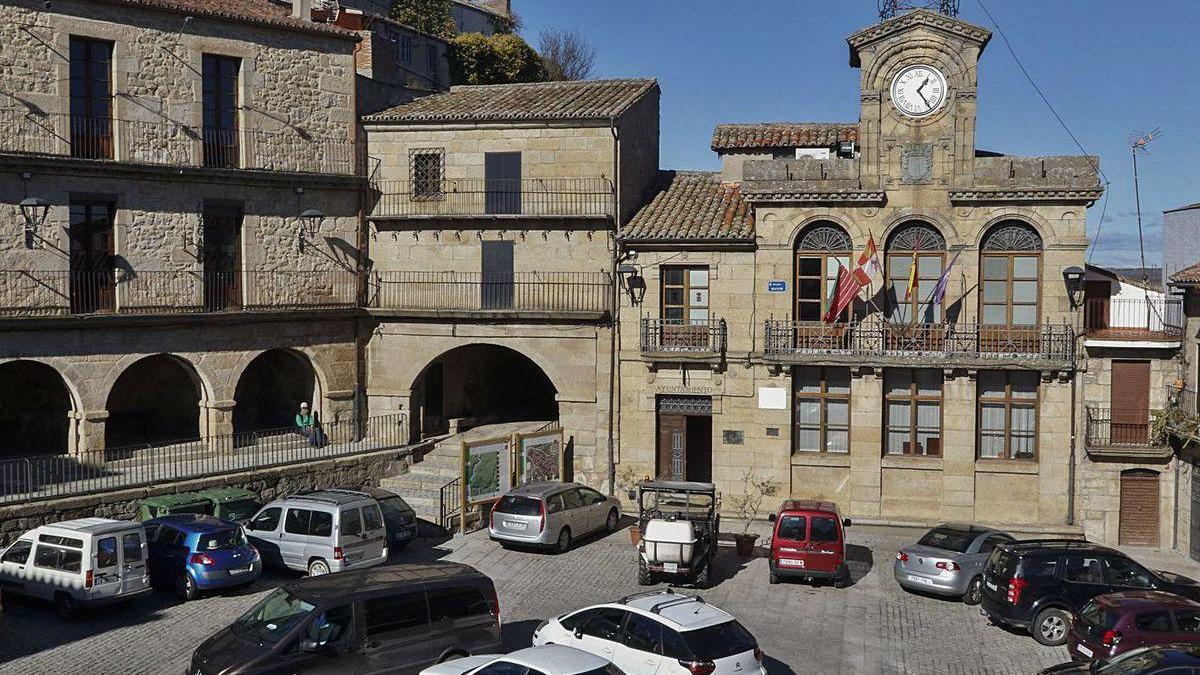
top-left (656, 396), bottom-right (712, 482)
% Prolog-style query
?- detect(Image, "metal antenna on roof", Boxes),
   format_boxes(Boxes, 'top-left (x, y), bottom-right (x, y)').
top-left (878, 0), bottom-right (959, 19)
top-left (1129, 129), bottom-right (1161, 293)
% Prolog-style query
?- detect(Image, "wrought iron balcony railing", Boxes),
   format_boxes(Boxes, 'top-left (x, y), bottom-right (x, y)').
top-left (763, 320), bottom-right (1075, 364)
top-left (0, 110), bottom-right (355, 175)
top-left (1085, 297), bottom-right (1184, 341)
top-left (0, 269), bottom-right (357, 317)
top-left (640, 318), bottom-right (727, 355)
top-left (370, 178), bottom-right (613, 218)
top-left (370, 271), bottom-right (612, 314)
top-left (1084, 407), bottom-right (1161, 451)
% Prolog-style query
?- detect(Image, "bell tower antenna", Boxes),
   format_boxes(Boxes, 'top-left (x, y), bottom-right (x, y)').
top-left (1129, 128), bottom-right (1161, 292)
top-left (878, 0), bottom-right (959, 20)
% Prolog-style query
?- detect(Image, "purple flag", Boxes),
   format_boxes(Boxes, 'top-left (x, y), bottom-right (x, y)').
top-left (930, 248), bottom-right (962, 306)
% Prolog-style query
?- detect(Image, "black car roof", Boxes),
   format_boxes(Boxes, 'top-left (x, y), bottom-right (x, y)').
top-left (285, 562), bottom-right (486, 602)
top-left (1002, 539), bottom-right (1117, 555)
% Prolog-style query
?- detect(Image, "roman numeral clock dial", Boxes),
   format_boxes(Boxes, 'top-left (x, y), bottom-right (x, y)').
top-left (890, 64), bottom-right (947, 118)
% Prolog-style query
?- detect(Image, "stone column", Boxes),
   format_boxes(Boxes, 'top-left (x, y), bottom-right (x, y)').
top-left (323, 389), bottom-right (357, 443)
top-left (70, 410), bottom-right (109, 462)
top-left (202, 400), bottom-right (236, 452)
top-left (941, 370), bottom-right (976, 521)
top-left (849, 369), bottom-right (883, 518)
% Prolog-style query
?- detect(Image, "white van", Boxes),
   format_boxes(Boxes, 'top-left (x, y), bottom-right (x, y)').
top-left (0, 517), bottom-right (150, 619)
top-left (245, 489), bottom-right (388, 576)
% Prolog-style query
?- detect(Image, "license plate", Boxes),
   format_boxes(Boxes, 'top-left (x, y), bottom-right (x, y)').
top-left (985, 581), bottom-right (998, 591)
top-left (662, 562), bottom-right (678, 573)
top-left (1077, 645), bottom-right (1093, 658)
top-left (504, 520), bottom-right (527, 530)
top-left (779, 558), bottom-right (804, 568)
top-left (906, 574), bottom-right (935, 586)
top-left (229, 565), bottom-right (254, 575)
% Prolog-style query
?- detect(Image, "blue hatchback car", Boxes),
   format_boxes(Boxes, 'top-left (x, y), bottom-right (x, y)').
top-left (145, 514), bottom-right (261, 601)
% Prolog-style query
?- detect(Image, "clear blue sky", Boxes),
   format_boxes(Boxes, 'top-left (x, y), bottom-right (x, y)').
top-left (518, 0), bottom-right (1200, 269)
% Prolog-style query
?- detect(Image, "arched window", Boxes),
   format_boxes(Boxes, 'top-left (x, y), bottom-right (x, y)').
top-left (980, 221), bottom-right (1043, 326)
top-left (885, 221), bottom-right (946, 324)
top-left (794, 222), bottom-right (852, 322)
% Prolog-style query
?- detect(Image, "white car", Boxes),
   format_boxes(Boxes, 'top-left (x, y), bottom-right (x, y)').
top-left (421, 645), bottom-right (622, 675)
top-left (532, 590), bottom-right (765, 675)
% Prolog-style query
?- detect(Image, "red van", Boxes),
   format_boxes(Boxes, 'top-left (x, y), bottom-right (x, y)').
top-left (767, 500), bottom-right (851, 587)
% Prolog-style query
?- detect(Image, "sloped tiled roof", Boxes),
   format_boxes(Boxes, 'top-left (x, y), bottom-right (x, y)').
top-left (97, 0), bottom-right (358, 39)
top-left (1171, 261), bottom-right (1200, 284)
top-left (620, 171), bottom-right (754, 242)
top-left (711, 123), bottom-right (859, 151)
top-left (365, 79), bottom-right (658, 123)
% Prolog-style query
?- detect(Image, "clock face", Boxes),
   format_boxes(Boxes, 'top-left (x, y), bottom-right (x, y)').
top-left (890, 65), bottom-right (948, 118)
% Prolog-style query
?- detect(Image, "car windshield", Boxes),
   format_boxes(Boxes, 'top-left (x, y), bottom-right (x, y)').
top-left (917, 527), bottom-right (975, 553)
top-left (232, 589), bottom-right (316, 646)
top-left (198, 528), bottom-right (246, 551)
top-left (378, 497), bottom-right (409, 520)
top-left (640, 491), bottom-right (713, 514)
top-left (680, 621), bottom-right (756, 660)
top-left (1093, 647), bottom-right (1168, 674)
top-left (495, 496), bottom-right (541, 516)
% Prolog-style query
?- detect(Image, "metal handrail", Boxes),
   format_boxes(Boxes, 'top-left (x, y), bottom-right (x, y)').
top-left (1085, 297), bottom-right (1184, 338)
top-left (640, 318), bottom-right (727, 354)
top-left (1084, 407), bottom-right (1158, 448)
top-left (0, 413), bottom-right (408, 505)
top-left (440, 476), bottom-right (462, 532)
top-left (371, 178), bottom-right (614, 218)
top-left (371, 271), bottom-right (612, 313)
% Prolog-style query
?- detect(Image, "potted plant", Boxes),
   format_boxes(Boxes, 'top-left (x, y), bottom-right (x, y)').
top-left (728, 469), bottom-right (780, 557)
top-left (616, 465), bottom-right (645, 545)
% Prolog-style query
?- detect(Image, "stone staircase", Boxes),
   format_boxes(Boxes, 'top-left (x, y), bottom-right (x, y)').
top-left (379, 420), bottom-right (553, 530)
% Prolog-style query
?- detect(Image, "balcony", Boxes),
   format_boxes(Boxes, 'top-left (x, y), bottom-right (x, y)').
top-left (0, 269), bottom-right (357, 319)
top-left (1084, 297), bottom-right (1184, 345)
top-left (370, 178), bottom-right (613, 219)
top-left (1084, 407), bottom-right (1171, 460)
top-left (640, 318), bottom-right (727, 362)
top-left (763, 320), bottom-right (1075, 368)
top-left (369, 271), bottom-right (612, 317)
top-left (0, 109), bottom-right (356, 175)
top-left (1164, 386), bottom-right (1200, 441)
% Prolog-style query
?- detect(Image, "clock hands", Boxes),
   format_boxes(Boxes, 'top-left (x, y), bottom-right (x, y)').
top-left (916, 77), bottom-right (931, 107)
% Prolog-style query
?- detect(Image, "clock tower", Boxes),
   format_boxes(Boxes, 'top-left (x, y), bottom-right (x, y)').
top-left (847, 9), bottom-right (992, 193)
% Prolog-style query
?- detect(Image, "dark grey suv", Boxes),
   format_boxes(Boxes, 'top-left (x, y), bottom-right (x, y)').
top-left (189, 562), bottom-right (501, 675)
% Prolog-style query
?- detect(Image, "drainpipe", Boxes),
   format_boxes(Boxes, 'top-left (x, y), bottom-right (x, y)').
top-left (1068, 368), bottom-right (1077, 526)
top-left (606, 116), bottom-right (621, 494)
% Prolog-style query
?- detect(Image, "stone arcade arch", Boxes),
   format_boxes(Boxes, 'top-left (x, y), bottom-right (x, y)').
top-left (0, 360), bottom-right (77, 457)
top-left (232, 349), bottom-right (322, 435)
top-left (410, 343), bottom-right (559, 438)
top-left (105, 354), bottom-right (204, 449)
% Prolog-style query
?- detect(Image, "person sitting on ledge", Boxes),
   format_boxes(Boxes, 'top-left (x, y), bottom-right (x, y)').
top-left (295, 402), bottom-right (327, 448)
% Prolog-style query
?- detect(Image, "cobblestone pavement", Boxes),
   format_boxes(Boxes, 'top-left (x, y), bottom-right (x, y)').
top-left (9, 522), bottom-right (1194, 675)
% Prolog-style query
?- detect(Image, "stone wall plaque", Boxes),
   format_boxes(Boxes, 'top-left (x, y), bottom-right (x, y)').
top-left (900, 143), bottom-right (934, 184)
top-left (722, 430), bottom-right (744, 445)
top-left (758, 387), bottom-right (788, 409)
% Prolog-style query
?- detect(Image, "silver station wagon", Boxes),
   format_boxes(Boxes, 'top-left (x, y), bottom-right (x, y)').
top-left (489, 482), bottom-right (621, 553)
top-left (894, 523), bottom-right (1014, 604)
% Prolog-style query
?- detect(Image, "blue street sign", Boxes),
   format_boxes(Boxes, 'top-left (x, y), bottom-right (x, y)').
top-left (767, 280), bottom-right (787, 293)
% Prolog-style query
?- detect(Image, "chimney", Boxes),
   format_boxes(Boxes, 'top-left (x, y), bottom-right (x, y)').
top-left (292, 0), bottom-right (312, 20)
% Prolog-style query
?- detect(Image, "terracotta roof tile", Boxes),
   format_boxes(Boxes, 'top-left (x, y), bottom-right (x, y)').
top-left (711, 123), bottom-right (859, 151)
top-left (365, 78), bottom-right (658, 124)
top-left (96, 0), bottom-right (358, 40)
top-left (1171, 261), bottom-right (1200, 284)
top-left (621, 171), bottom-right (754, 242)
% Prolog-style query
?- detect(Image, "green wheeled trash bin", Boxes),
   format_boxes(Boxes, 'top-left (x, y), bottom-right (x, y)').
top-left (136, 492), bottom-right (213, 521)
top-left (196, 487), bottom-right (261, 524)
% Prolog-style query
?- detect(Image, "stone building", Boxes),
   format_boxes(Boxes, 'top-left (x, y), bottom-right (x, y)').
top-left (1164, 203), bottom-right (1200, 289)
top-left (0, 0), bottom-right (366, 456)
top-left (615, 9), bottom-right (1109, 533)
top-left (361, 78), bottom-right (660, 486)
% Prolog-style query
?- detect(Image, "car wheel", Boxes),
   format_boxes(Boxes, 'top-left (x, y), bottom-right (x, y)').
top-left (834, 564), bottom-right (851, 589)
top-left (637, 560), bottom-right (652, 586)
top-left (438, 651), bottom-right (468, 664)
top-left (555, 528), bottom-right (572, 554)
top-left (963, 576), bottom-right (983, 605)
top-left (1033, 607), bottom-right (1071, 646)
top-left (769, 565), bottom-right (780, 585)
top-left (694, 562), bottom-right (710, 588)
top-left (308, 559), bottom-right (331, 577)
top-left (605, 509), bottom-right (619, 533)
top-left (54, 592), bottom-right (77, 621)
top-left (175, 572), bottom-right (198, 602)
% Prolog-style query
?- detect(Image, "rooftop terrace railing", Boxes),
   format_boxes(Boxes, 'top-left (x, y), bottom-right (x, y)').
top-left (370, 271), bottom-right (612, 314)
top-left (371, 178), bottom-right (613, 218)
top-left (1084, 297), bottom-right (1184, 341)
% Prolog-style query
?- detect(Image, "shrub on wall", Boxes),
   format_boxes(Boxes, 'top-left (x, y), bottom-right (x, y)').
top-left (449, 32), bottom-right (545, 85)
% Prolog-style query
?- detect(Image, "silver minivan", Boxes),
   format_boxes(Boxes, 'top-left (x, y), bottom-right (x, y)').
top-left (244, 489), bottom-right (388, 576)
top-left (488, 481), bottom-right (621, 553)
top-left (0, 517), bottom-right (150, 619)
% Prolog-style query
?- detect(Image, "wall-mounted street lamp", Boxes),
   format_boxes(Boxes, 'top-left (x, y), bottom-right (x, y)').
top-left (1062, 265), bottom-right (1086, 310)
top-left (617, 262), bottom-right (646, 305)
top-left (298, 208), bottom-right (324, 252)
top-left (19, 196), bottom-right (50, 249)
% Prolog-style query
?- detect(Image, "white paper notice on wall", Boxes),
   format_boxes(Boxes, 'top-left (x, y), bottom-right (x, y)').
top-left (758, 387), bottom-right (788, 410)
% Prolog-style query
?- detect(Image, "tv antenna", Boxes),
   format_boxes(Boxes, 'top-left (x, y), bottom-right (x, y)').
top-left (1129, 128), bottom-right (1161, 293)
top-left (879, 0), bottom-right (960, 20)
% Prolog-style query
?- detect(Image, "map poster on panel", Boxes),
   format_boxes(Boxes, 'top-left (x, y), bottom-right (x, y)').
top-left (464, 437), bottom-right (511, 504)
top-left (519, 430), bottom-right (563, 483)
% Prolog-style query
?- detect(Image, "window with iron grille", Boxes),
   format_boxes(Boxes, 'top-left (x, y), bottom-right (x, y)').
top-left (410, 149), bottom-right (445, 200)
top-left (400, 36), bottom-right (414, 66)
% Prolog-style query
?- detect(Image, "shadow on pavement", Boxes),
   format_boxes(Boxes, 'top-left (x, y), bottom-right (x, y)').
top-left (764, 655), bottom-right (798, 675)
top-left (844, 543), bottom-right (874, 588)
top-left (502, 618), bottom-right (544, 651)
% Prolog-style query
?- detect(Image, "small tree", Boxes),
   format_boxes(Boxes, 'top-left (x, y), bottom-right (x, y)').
top-left (728, 469), bottom-right (781, 535)
top-left (538, 28), bottom-right (596, 81)
top-left (450, 32), bottom-right (545, 85)
top-left (390, 0), bottom-right (457, 39)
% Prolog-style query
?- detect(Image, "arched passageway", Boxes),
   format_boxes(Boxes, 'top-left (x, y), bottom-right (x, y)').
top-left (412, 344), bottom-right (558, 438)
top-left (106, 355), bottom-right (203, 448)
top-left (0, 361), bottom-right (75, 457)
top-left (233, 349), bottom-right (319, 434)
